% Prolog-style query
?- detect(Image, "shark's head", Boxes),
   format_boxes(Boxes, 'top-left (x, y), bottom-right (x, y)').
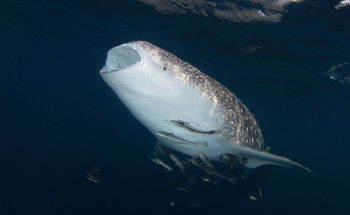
top-left (99, 41), bottom-right (217, 139)
top-left (100, 41), bottom-right (185, 77)
top-left (99, 41), bottom-right (203, 129)
top-left (100, 42), bottom-right (143, 74)
top-left (99, 41), bottom-right (190, 96)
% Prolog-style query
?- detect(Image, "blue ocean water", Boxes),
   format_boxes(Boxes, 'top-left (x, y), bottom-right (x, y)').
top-left (1, 0), bottom-right (350, 214)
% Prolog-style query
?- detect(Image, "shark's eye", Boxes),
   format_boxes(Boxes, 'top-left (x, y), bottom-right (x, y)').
top-left (163, 67), bottom-right (166, 71)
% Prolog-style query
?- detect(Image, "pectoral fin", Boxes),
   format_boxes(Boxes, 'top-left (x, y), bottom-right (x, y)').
top-left (230, 145), bottom-right (313, 174)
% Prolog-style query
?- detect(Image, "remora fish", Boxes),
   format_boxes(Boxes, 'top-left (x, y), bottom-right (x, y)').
top-left (154, 131), bottom-right (208, 147)
top-left (86, 166), bottom-right (103, 183)
top-left (149, 153), bottom-right (173, 172)
top-left (100, 41), bottom-right (312, 173)
top-left (189, 158), bottom-right (239, 186)
top-left (169, 153), bottom-right (186, 174)
top-left (171, 120), bottom-right (216, 134)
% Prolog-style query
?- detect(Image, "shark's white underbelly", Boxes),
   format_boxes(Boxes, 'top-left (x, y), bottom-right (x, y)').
top-left (112, 73), bottom-right (229, 160)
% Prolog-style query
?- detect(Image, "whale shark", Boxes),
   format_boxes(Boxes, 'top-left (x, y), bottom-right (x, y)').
top-left (100, 41), bottom-right (312, 174)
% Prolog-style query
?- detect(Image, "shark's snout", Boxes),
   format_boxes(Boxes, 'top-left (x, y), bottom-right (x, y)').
top-left (100, 44), bottom-right (142, 74)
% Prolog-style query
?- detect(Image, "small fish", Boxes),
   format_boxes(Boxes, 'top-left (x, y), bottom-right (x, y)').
top-left (169, 153), bottom-right (186, 174)
top-left (154, 131), bottom-right (208, 147)
top-left (249, 188), bottom-right (263, 201)
top-left (149, 154), bottom-right (173, 172)
top-left (198, 152), bottom-right (214, 168)
top-left (154, 141), bottom-right (170, 155)
top-left (190, 158), bottom-right (239, 186)
top-left (86, 166), bottom-right (103, 183)
top-left (171, 120), bottom-right (216, 134)
top-left (220, 153), bottom-right (239, 170)
top-left (173, 185), bottom-right (193, 195)
top-left (200, 176), bottom-right (211, 182)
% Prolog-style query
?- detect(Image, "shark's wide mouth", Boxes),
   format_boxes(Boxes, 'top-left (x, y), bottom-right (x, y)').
top-left (100, 45), bottom-right (141, 73)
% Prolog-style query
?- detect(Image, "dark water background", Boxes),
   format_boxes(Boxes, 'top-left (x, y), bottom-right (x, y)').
top-left (1, 0), bottom-right (350, 214)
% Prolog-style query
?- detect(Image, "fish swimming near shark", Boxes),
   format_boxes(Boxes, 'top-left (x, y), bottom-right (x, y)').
top-left (86, 166), bottom-right (103, 183)
top-left (189, 157), bottom-right (239, 186)
top-left (149, 153), bottom-right (173, 172)
top-left (100, 41), bottom-right (312, 174)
